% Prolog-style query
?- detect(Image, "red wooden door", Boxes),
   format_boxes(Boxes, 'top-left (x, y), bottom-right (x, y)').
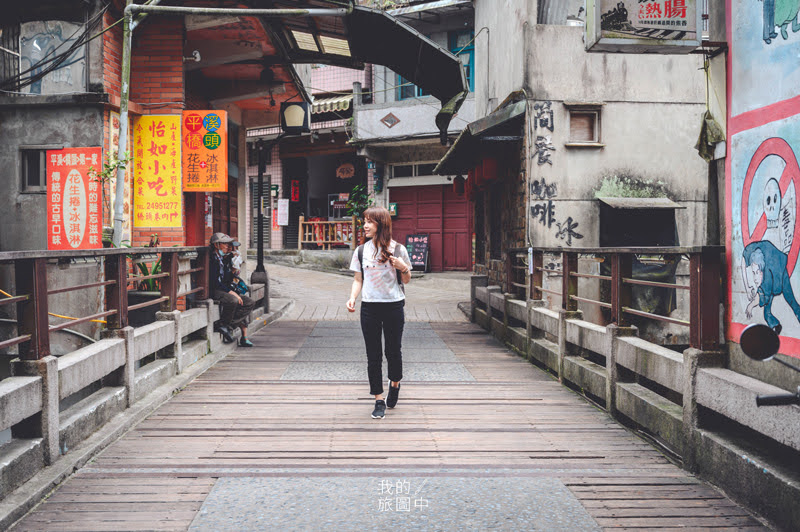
top-left (390, 185), bottom-right (472, 271)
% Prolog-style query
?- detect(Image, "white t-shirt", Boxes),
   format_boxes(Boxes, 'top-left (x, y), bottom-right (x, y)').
top-left (350, 240), bottom-right (411, 302)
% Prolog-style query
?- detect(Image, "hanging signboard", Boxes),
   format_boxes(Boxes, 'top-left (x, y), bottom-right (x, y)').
top-left (46, 147), bottom-right (103, 250)
top-left (133, 115), bottom-right (183, 228)
top-left (291, 180), bottom-right (300, 202)
top-left (182, 110), bottom-right (228, 192)
top-left (277, 198), bottom-right (289, 226)
top-left (585, 0), bottom-right (702, 53)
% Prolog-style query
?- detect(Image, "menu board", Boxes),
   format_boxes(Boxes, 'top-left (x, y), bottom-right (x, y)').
top-left (405, 234), bottom-right (429, 272)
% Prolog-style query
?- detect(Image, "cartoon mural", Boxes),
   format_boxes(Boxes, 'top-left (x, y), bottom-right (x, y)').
top-left (728, 0), bottom-right (800, 354)
top-left (761, 0), bottom-right (800, 44)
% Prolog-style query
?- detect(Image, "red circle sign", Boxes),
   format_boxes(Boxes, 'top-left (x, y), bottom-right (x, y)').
top-left (741, 137), bottom-right (800, 275)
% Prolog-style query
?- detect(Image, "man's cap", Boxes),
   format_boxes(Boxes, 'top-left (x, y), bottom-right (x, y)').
top-left (210, 232), bottom-right (234, 244)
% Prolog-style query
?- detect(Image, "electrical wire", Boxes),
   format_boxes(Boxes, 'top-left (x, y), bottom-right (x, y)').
top-left (1, 6), bottom-right (110, 91)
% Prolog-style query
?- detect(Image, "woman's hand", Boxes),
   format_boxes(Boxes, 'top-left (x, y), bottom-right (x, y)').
top-left (389, 256), bottom-right (407, 271)
top-left (346, 297), bottom-right (356, 312)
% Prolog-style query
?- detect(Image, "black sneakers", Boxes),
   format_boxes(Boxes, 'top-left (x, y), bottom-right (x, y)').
top-left (386, 383), bottom-right (400, 409)
top-left (371, 400), bottom-right (386, 419)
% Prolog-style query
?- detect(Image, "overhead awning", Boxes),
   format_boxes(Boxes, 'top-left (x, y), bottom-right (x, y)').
top-left (265, 3), bottom-right (469, 143)
top-left (311, 94), bottom-right (352, 114)
top-left (597, 197), bottom-right (686, 209)
top-left (389, 0), bottom-right (473, 16)
top-left (434, 99), bottom-right (526, 175)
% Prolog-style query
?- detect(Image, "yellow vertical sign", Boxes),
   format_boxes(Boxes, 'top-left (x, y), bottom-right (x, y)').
top-left (133, 115), bottom-right (183, 228)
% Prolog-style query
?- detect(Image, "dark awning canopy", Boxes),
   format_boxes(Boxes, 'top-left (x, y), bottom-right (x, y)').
top-left (265, 3), bottom-right (469, 143)
top-left (434, 99), bottom-right (526, 175)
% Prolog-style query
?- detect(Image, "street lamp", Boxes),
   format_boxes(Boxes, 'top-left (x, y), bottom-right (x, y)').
top-left (250, 102), bottom-right (311, 310)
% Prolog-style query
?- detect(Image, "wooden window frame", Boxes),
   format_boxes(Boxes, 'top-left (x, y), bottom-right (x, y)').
top-left (564, 103), bottom-right (604, 148)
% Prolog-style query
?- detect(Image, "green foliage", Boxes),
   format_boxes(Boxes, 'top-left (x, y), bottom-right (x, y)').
top-left (346, 183), bottom-right (374, 218)
top-left (594, 172), bottom-right (669, 199)
top-left (115, 237), bottom-right (162, 291)
top-left (88, 151), bottom-right (130, 220)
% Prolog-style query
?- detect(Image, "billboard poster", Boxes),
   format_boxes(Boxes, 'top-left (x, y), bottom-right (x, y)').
top-left (46, 147), bottom-right (103, 250)
top-left (133, 115), bottom-right (183, 228)
top-left (277, 198), bottom-right (289, 226)
top-left (182, 110), bottom-right (228, 192)
top-left (586, 0), bottom-right (701, 53)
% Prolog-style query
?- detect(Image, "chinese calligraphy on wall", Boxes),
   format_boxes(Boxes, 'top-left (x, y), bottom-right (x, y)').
top-left (182, 111), bottom-right (228, 192)
top-left (47, 147), bottom-right (103, 250)
top-left (134, 115), bottom-right (183, 228)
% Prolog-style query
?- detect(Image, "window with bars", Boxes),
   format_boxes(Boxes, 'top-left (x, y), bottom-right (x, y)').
top-left (0, 25), bottom-right (20, 90)
top-left (20, 149), bottom-right (47, 193)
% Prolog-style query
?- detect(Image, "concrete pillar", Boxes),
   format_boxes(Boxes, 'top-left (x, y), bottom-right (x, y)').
top-left (156, 310), bottom-right (184, 373)
top-left (526, 299), bottom-right (546, 340)
top-left (194, 299), bottom-right (216, 347)
top-left (470, 275), bottom-right (488, 322)
top-left (11, 356), bottom-right (59, 464)
top-left (557, 309), bottom-right (582, 383)
top-left (101, 327), bottom-right (135, 407)
top-left (682, 347), bottom-right (725, 472)
top-left (605, 324), bottom-right (637, 417)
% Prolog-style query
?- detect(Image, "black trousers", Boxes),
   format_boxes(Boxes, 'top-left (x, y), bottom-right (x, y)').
top-left (214, 290), bottom-right (255, 329)
top-left (360, 300), bottom-right (404, 396)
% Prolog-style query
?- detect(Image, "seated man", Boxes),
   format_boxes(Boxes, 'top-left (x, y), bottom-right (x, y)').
top-left (209, 232), bottom-right (256, 346)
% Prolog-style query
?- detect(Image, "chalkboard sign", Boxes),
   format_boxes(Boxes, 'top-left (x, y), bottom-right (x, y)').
top-left (405, 234), bottom-right (430, 272)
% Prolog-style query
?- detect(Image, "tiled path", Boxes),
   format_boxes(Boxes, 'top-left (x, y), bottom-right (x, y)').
top-left (9, 266), bottom-right (770, 531)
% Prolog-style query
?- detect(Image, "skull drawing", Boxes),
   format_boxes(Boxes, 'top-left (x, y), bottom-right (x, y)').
top-left (765, 178), bottom-right (781, 229)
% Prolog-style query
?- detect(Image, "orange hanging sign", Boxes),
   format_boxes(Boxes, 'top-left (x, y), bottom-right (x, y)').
top-left (182, 110), bottom-right (228, 192)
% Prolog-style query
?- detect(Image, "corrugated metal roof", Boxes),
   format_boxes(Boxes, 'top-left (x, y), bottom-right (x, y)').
top-left (389, 0), bottom-right (473, 16)
top-left (597, 197), bottom-right (685, 209)
top-left (311, 94), bottom-right (352, 114)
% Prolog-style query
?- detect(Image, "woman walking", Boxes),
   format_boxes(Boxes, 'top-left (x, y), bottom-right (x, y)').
top-left (346, 207), bottom-right (412, 419)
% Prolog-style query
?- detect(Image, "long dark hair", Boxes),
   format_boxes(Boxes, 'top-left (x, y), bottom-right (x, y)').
top-left (363, 206), bottom-right (393, 263)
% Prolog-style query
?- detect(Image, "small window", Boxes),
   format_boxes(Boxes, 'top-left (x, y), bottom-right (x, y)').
top-left (392, 165), bottom-right (413, 178)
top-left (449, 30), bottom-right (475, 92)
top-left (569, 111), bottom-right (599, 143)
top-left (396, 74), bottom-right (430, 101)
top-left (21, 149), bottom-right (46, 192)
top-left (565, 104), bottom-right (602, 146)
top-left (416, 163), bottom-right (437, 176)
top-left (247, 141), bottom-right (272, 168)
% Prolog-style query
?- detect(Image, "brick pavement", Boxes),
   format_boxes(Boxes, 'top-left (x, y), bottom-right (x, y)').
top-left (8, 266), bottom-right (771, 531)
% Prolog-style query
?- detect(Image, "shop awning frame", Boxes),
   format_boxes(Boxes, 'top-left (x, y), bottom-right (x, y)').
top-left (597, 197), bottom-right (686, 209)
top-left (434, 99), bottom-right (526, 175)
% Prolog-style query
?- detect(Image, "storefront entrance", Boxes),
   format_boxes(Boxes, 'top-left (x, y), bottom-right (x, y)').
top-left (390, 185), bottom-right (472, 271)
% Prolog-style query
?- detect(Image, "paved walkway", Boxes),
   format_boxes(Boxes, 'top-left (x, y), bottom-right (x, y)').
top-left (264, 262), bottom-right (470, 322)
top-left (10, 266), bottom-right (770, 531)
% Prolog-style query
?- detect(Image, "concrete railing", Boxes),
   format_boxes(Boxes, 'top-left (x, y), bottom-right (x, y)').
top-left (471, 274), bottom-right (800, 531)
top-left (0, 246), bottom-right (268, 504)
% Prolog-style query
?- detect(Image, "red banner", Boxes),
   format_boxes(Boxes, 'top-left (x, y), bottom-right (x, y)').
top-left (47, 147), bottom-right (103, 250)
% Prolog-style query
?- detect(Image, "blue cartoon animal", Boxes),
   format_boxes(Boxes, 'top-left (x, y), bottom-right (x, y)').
top-left (762, 0), bottom-right (800, 44)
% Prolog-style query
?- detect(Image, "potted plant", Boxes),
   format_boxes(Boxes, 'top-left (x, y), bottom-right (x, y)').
top-left (345, 183), bottom-right (374, 245)
top-left (87, 151), bottom-right (130, 247)
top-left (123, 234), bottom-right (164, 327)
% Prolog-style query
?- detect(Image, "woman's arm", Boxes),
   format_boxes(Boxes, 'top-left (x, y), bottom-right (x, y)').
top-left (346, 272), bottom-right (363, 312)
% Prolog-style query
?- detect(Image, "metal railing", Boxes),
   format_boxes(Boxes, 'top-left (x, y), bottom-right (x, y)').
top-left (507, 246), bottom-right (722, 351)
top-left (298, 216), bottom-right (360, 250)
top-left (0, 246), bottom-right (210, 360)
